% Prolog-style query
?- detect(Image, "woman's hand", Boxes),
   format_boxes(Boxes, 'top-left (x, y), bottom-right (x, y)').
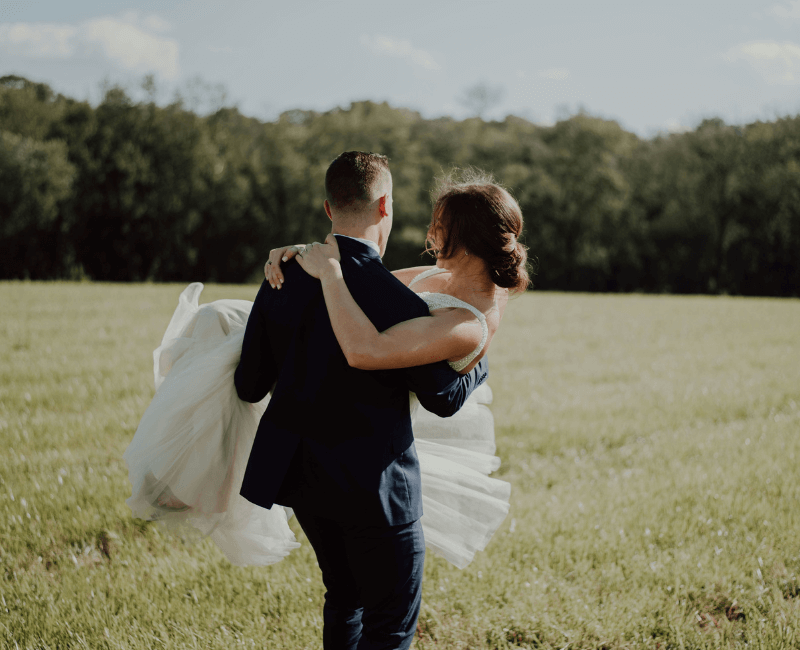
top-left (264, 244), bottom-right (306, 289)
top-left (296, 234), bottom-right (342, 281)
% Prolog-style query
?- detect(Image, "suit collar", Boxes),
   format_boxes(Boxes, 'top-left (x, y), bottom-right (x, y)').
top-left (335, 234), bottom-right (382, 263)
top-left (336, 234), bottom-right (380, 254)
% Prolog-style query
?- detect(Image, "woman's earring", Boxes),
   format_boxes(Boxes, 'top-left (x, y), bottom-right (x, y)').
top-left (465, 250), bottom-right (469, 256)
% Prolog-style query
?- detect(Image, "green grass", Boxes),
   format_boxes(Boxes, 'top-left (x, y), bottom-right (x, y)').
top-left (2, 282), bottom-right (800, 649)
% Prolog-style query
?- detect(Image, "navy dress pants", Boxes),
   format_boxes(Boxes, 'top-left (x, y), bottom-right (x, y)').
top-left (293, 506), bottom-right (426, 650)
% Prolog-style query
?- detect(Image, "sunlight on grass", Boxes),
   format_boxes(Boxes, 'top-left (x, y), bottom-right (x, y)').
top-left (2, 283), bottom-right (799, 649)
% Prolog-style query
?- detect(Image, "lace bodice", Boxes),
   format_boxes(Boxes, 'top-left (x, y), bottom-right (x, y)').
top-left (408, 268), bottom-right (489, 372)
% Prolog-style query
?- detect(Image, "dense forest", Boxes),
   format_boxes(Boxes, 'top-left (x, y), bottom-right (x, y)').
top-left (1, 75), bottom-right (798, 295)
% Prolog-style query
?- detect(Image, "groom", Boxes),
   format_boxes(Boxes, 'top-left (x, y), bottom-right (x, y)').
top-left (234, 152), bottom-right (487, 649)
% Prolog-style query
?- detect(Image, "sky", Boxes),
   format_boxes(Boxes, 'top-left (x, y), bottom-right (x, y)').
top-left (1, 0), bottom-right (799, 136)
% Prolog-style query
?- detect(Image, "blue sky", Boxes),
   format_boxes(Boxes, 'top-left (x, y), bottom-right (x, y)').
top-left (1, 0), bottom-right (799, 136)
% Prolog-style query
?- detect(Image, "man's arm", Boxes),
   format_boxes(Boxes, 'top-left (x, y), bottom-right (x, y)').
top-left (234, 280), bottom-right (278, 403)
top-left (403, 357), bottom-right (488, 418)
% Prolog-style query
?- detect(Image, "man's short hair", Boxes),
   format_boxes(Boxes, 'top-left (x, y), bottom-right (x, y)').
top-left (325, 151), bottom-right (391, 212)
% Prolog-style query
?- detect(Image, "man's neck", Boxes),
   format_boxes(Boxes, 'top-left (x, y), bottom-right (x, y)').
top-left (332, 224), bottom-right (384, 255)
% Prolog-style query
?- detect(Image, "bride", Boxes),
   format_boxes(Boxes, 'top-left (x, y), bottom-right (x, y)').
top-left (124, 170), bottom-right (529, 569)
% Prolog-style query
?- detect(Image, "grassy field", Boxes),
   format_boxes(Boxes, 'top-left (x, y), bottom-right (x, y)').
top-left (2, 282), bottom-right (800, 649)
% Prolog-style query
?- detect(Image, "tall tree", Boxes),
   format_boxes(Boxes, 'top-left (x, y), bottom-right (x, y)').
top-left (0, 131), bottom-right (75, 278)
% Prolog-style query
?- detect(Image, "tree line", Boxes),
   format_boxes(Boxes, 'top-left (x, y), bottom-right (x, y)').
top-left (1, 75), bottom-right (798, 295)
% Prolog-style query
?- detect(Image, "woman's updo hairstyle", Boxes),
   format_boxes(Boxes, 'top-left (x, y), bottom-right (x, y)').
top-left (426, 169), bottom-right (531, 293)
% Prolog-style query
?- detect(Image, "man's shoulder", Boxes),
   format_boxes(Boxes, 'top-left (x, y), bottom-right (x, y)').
top-left (253, 262), bottom-right (318, 314)
top-left (341, 256), bottom-right (430, 324)
top-left (342, 256), bottom-right (416, 297)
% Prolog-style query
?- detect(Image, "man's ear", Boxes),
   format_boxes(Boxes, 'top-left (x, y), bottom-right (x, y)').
top-left (324, 200), bottom-right (333, 221)
top-left (378, 195), bottom-right (389, 218)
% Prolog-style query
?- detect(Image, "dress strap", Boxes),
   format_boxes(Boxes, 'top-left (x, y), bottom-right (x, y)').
top-left (415, 292), bottom-right (489, 372)
top-left (408, 267), bottom-right (449, 289)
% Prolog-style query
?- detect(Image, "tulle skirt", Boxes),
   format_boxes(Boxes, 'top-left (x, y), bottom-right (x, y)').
top-left (124, 283), bottom-right (509, 568)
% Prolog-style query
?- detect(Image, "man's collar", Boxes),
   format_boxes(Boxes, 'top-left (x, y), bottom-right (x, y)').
top-left (335, 234), bottom-right (381, 256)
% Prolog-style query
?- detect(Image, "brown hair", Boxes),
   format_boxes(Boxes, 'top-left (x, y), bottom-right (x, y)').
top-left (325, 151), bottom-right (391, 211)
top-left (426, 169), bottom-right (530, 293)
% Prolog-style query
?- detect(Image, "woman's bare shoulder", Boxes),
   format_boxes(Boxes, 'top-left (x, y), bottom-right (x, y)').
top-left (390, 265), bottom-right (438, 287)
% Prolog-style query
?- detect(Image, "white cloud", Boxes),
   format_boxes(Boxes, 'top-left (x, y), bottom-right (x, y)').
top-left (120, 10), bottom-right (140, 25)
top-left (0, 23), bottom-right (77, 57)
top-left (538, 68), bottom-right (570, 80)
top-left (726, 40), bottom-right (800, 85)
top-left (770, 1), bottom-right (800, 21)
top-left (360, 35), bottom-right (441, 70)
top-left (143, 14), bottom-right (172, 33)
top-left (83, 18), bottom-right (179, 79)
top-left (118, 11), bottom-right (171, 32)
top-left (0, 14), bottom-right (179, 79)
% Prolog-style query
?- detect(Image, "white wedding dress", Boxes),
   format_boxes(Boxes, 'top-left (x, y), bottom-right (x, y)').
top-left (124, 274), bottom-right (510, 569)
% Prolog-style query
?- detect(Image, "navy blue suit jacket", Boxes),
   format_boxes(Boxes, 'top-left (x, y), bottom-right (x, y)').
top-left (235, 236), bottom-right (488, 526)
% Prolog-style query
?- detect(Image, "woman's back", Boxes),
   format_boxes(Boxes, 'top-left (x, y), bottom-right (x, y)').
top-left (403, 266), bottom-right (507, 373)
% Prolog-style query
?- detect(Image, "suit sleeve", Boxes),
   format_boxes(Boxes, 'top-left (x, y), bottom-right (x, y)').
top-left (403, 357), bottom-right (489, 418)
top-left (234, 280), bottom-right (278, 403)
top-left (345, 256), bottom-right (489, 418)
